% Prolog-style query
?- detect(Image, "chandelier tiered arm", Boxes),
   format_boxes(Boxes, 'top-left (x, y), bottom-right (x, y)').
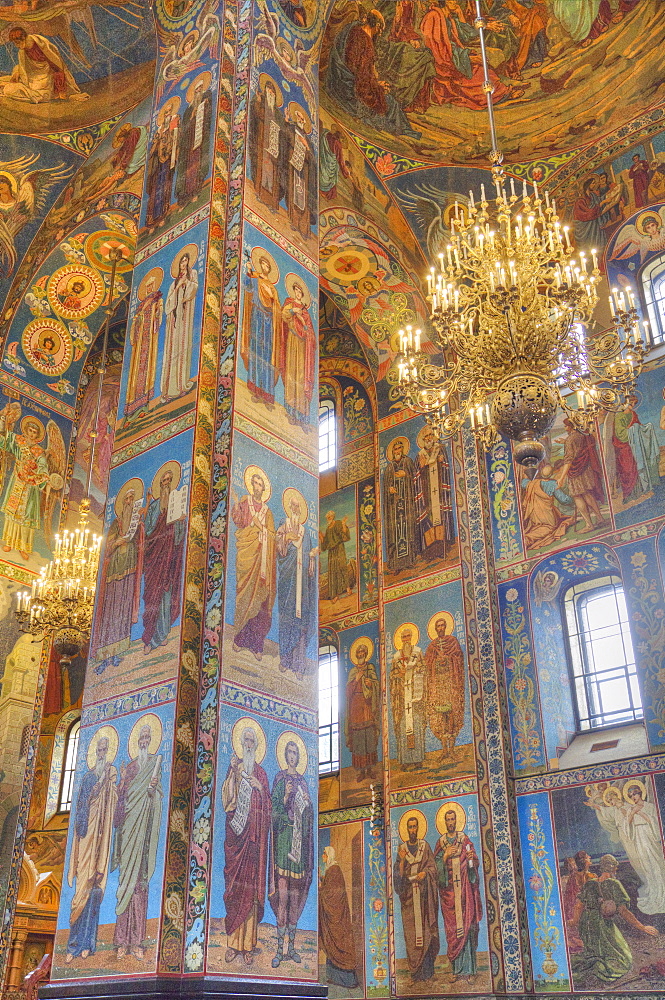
top-left (391, 2), bottom-right (648, 473)
top-left (14, 246), bottom-right (126, 663)
top-left (15, 500), bottom-right (102, 663)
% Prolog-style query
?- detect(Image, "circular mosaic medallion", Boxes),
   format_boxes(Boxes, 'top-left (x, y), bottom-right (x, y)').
top-left (322, 248), bottom-right (373, 283)
top-left (22, 318), bottom-right (73, 377)
top-left (47, 264), bottom-right (104, 320)
top-left (84, 229), bottom-right (135, 274)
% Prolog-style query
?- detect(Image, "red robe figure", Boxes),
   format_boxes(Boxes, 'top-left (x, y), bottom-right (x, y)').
top-left (629, 153), bottom-right (651, 208)
top-left (420, 2), bottom-right (510, 109)
top-left (434, 809), bottom-right (483, 983)
top-left (141, 466), bottom-right (185, 650)
top-left (222, 724), bottom-right (271, 966)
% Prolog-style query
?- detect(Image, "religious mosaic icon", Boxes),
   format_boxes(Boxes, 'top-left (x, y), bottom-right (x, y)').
top-left (22, 318), bottom-right (73, 376)
top-left (47, 265), bottom-right (104, 321)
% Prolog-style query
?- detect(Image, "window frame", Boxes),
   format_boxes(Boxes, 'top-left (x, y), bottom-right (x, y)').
top-left (562, 573), bottom-right (643, 734)
top-left (57, 717), bottom-right (81, 814)
top-left (319, 396), bottom-right (337, 473)
top-left (641, 251), bottom-right (665, 348)
top-left (318, 640), bottom-right (340, 775)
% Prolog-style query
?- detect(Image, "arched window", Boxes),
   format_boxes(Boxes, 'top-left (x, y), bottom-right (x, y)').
top-left (564, 575), bottom-right (642, 731)
top-left (58, 719), bottom-right (80, 813)
top-left (319, 398), bottom-right (336, 472)
top-left (642, 251), bottom-right (665, 346)
top-left (319, 642), bottom-right (339, 774)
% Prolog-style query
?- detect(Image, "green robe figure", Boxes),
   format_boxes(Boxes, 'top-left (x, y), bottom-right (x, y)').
top-left (320, 509), bottom-right (351, 602)
top-left (571, 854), bottom-right (658, 985)
top-left (0, 414), bottom-right (50, 559)
top-left (112, 724), bottom-right (163, 960)
top-left (268, 739), bottom-right (313, 968)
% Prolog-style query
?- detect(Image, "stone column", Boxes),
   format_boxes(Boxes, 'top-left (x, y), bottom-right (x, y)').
top-left (42, 2), bottom-right (324, 998)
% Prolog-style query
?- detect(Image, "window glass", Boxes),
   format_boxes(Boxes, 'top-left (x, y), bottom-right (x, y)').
top-left (641, 252), bottom-right (665, 346)
top-left (58, 719), bottom-right (81, 812)
top-left (319, 642), bottom-right (339, 773)
top-left (319, 399), bottom-right (336, 472)
top-left (564, 575), bottom-right (642, 730)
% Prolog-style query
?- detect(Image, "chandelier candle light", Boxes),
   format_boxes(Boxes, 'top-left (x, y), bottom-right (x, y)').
top-left (392, 1), bottom-right (648, 476)
top-left (15, 247), bottom-right (125, 664)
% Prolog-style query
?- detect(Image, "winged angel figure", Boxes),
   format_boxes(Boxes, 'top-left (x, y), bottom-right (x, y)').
top-left (0, 1), bottom-right (140, 68)
top-left (0, 153), bottom-right (73, 273)
top-left (0, 401), bottom-right (66, 559)
top-left (609, 205), bottom-right (665, 265)
top-left (254, 0), bottom-right (316, 118)
top-left (394, 182), bottom-right (471, 259)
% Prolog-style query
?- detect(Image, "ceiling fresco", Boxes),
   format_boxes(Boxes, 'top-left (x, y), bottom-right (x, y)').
top-left (320, 1), bottom-right (665, 164)
top-left (0, 2), bottom-right (156, 134)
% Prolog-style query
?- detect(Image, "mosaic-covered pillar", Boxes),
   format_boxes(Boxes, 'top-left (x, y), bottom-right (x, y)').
top-left (43, 2), bottom-right (324, 997)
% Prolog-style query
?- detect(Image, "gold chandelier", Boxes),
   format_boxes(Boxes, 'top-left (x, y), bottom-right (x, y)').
top-left (391, 2), bottom-right (647, 475)
top-left (16, 501), bottom-right (102, 665)
top-left (15, 247), bottom-right (125, 663)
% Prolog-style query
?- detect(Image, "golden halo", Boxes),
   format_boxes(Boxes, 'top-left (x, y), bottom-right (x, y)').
top-left (284, 272), bottom-right (312, 308)
top-left (275, 731), bottom-right (308, 774)
top-left (0, 170), bottom-right (17, 198)
top-left (243, 465), bottom-right (271, 502)
top-left (436, 800), bottom-right (467, 835)
top-left (258, 72), bottom-right (283, 105)
top-left (20, 415), bottom-right (45, 443)
top-left (185, 70), bottom-right (211, 104)
top-left (177, 29), bottom-right (199, 56)
top-left (128, 713), bottom-right (163, 760)
top-left (393, 622), bottom-right (419, 650)
top-left (276, 37), bottom-right (295, 66)
top-left (443, 201), bottom-right (470, 229)
top-left (282, 487), bottom-right (308, 523)
top-left (151, 460), bottom-right (181, 498)
top-left (287, 100), bottom-right (312, 135)
top-left (585, 783), bottom-right (599, 798)
top-left (636, 211), bottom-right (662, 236)
top-left (623, 778), bottom-right (647, 802)
top-left (46, 264), bottom-right (106, 319)
top-left (602, 785), bottom-right (623, 807)
top-left (387, 436), bottom-right (410, 460)
top-left (170, 242), bottom-right (198, 278)
top-left (250, 246), bottom-right (279, 284)
top-left (427, 611), bottom-right (455, 640)
top-left (231, 716), bottom-right (267, 764)
top-left (398, 808), bottom-right (427, 844)
top-left (114, 476), bottom-right (143, 517)
top-left (86, 725), bottom-right (119, 770)
top-left (350, 635), bottom-right (374, 663)
top-left (23, 317), bottom-right (69, 375)
top-left (417, 424), bottom-right (440, 449)
top-left (137, 266), bottom-right (164, 301)
top-left (157, 95), bottom-right (180, 126)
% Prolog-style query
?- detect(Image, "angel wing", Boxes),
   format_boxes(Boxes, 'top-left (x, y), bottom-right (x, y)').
top-left (0, 215), bottom-right (17, 273)
top-left (396, 183), bottom-right (455, 257)
top-left (18, 163), bottom-right (75, 221)
top-left (42, 420), bottom-right (67, 546)
top-left (609, 224), bottom-right (645, 263)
